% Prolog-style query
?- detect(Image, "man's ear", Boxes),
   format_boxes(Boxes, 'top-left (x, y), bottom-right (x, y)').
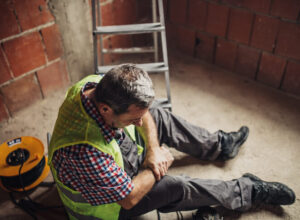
top-left (98, 103), bottom-right (113, 115)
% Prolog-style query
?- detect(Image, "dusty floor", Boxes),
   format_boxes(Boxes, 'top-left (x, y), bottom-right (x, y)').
top-left (0, 51), bottom-right (300, 219)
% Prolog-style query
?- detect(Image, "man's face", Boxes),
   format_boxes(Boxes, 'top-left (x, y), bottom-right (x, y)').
top-left (110, 104), bottom-right (148, 128)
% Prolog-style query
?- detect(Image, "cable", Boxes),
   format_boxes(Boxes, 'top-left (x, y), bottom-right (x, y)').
top-left (7, 149), bottom-right (63, 220)
top-left (1, 156), bottom-right (46, 189)
top-left (157, 210), bottom-right (184, 220)
top-left (156, 210), bottom-right (161, 220)
top-left (176, 211), bottom-right (183, 220)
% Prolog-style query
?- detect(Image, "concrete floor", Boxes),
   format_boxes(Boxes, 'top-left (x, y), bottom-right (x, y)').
top-left (0, 51), bottom-right (299, 219)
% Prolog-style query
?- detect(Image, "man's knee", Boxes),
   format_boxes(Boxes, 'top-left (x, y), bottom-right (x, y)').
top-left (149, 105), bottom-right (168, 124)
top-left (159, 175), bottom-right (186, 200)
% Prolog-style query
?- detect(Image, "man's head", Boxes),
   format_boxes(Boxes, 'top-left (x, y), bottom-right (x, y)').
top-left (94, 64), bottom-right (155, 128)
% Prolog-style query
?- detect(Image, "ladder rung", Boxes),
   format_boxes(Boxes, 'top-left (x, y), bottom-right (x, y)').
top-left (94, 23), bottom-right (164, 35)
top-left (102, 47), bottom-right (155, 54)
top-left (97, 62), bottom-right (169, 74)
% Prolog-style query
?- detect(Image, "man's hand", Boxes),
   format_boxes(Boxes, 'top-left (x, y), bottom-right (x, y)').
top-left (143, 146), bottom-right (174, 181)
top-left (136, 110), bottom-right (173, 181)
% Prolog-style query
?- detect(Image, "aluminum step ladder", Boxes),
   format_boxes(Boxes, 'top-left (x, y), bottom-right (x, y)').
top-left (91, 0), bottom-right (172, 110)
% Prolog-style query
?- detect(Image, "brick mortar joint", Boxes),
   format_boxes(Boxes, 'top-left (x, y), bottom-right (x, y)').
top-left (0, 58), bottom-right (62, 88)
top-left (38, 30), bottom-right (49, 64)
top-left (0, 43), bottom-right (14, 79)
top-left (0, 21), bottom-right (55, 44)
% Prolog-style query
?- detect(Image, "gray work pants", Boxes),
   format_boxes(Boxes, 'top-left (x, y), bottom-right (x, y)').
top-left (119, 106), bottom-right (253, 219)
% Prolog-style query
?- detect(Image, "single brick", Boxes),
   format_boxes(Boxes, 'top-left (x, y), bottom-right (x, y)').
top-left (215, 38), bottom-right (238, 71)
top-left (235, 45), bottom-right (260, 78)
top-left (275, 21), bottom-right (300, 60)
top-left (0, 73), bottom-right (42, 114)
top-left (0, 95), bottom-right (9, 123)
top-left (101, 2), bottom-right (114, 26)
top-left (281, 61), bottom-right (300, 96)
top-left (243, 0), bottom-right (271, 14)
top-left (41, 24), bottom-right (63, 61)
top-left (13, 0), bottom-right (54, 31)
top-left (3, 32), bottom-right (46, 77)
top-left (257, 52), bottom-right (286, 88)
top-left (188, 0), bottom-right (207, 31)
top-left (37, 60), bottom-right (69, 97)
top-left (178, 26), bottom-right (196, 56)
top-left (227, 8), bottom-right (254, 44)
top-left (271, 0), bottom-right (300, 21)
top-left (250, 15), bottom-right (279, 52)
top-left (206, 2), bottom-right (229, 37)
top-left (0, 0), bottom-right (19, 39)
top-left (0, 48), bottom-right (12, 84)
top-left (196, 32), bottom-right (215, 63)
top-left (169, 0), bottom-right (188, 25)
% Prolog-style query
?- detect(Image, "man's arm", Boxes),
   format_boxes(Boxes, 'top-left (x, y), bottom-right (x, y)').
top-left (136, 110), bottom-right (174, 180)
top-left (117, 168), bottom-right (155, 209)
top-left (117, 146), bottom-right (173, 209)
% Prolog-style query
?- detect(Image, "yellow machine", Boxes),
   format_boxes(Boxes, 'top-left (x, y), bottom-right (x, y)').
top-left (0, 136), bottom-right (50, 192)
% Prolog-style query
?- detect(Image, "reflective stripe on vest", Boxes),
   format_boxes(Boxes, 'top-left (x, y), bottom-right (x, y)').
top-left (65, 205), bottom-right (103, 220)
top-left (51, 166), bottom-right (121, 220)
top-left (56, 179), bottom-right (87, 203)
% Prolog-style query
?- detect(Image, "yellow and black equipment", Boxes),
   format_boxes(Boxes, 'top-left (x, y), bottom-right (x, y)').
top-left (0, 136), bottom-right (63, 219)
top-left (0, 136), bottom-right (50, 192)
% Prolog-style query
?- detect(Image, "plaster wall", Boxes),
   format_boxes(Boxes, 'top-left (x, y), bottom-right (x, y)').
top-left (48, 0), bottom-right (94, 82)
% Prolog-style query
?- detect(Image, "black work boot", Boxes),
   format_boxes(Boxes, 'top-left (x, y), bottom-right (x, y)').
top-left (243, 173), bottom-right (296, 206)
top-left (218, 126), bottom-right (249, 160)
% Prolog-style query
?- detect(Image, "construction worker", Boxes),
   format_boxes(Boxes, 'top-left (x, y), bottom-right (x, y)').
top-left (48, 64), bottom-right (295, 220)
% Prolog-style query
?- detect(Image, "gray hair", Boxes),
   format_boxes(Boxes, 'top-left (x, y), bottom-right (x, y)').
top-left (95, 64), bottom-right (155, 114)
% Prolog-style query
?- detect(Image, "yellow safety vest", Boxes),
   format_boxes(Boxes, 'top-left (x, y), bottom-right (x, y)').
top-left (48, 75), bottom-right (143, 220)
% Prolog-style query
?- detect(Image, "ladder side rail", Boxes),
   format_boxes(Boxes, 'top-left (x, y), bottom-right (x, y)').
top-left (97, 0), bottom-right (104, 65)
top-left (92, 0), bottom-right (98, 74)
top-left (152, 0), bottom-right (158, 62)
top-left (158, 0), bottom-right (172, 105)
top-left (157, 0), bottom-right (168, 66)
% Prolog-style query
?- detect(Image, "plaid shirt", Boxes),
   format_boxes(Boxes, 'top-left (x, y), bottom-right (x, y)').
top-left (52, 82), bottom-right (133, 206)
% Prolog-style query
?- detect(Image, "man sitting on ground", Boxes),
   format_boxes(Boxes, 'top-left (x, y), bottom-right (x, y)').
top-left (48, 64), bottom-right (295, 220)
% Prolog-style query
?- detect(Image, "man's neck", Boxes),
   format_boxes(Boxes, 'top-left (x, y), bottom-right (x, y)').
top-left (84, 87), bottom-right (96, 101)
top-left (83, 88), bottom-right (114, 128)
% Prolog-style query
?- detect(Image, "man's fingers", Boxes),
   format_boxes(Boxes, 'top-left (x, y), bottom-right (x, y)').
top-left (145, 146), bottom-right (174, 181)
top-left (153, 167), bottom-right (161, 181)
top-left (158, 165), bottom-right (165, 177)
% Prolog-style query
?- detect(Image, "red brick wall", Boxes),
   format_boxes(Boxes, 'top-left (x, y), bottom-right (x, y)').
top-left (166, 0), bottom-right (300, 97)
top-left (0, 0), bottom-right (70, 123)
top-left (96, 0), bottom-right (139, 64)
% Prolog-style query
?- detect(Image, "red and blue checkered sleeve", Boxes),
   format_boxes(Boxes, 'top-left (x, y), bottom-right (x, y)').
top-left (53, 144), bottom-right (134, 206)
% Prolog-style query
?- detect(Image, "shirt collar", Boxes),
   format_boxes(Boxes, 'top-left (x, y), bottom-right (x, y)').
top-left (80, 82), bottom-right (123, 144)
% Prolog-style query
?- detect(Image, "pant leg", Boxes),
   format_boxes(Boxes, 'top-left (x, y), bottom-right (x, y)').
top-left (149, 105), bottom-right (222, 160)
top-left (119, 175), bottom-right (254, 219)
